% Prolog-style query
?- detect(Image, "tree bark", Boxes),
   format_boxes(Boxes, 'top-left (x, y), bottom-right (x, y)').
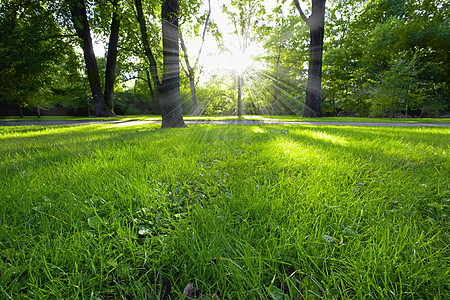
top-left (294, 0), bottom-right (326, 118)
top-left (70, 0), bottom-right (108, 117)
top-left (160, 0), bottom-right (186, 128)
top-left (135, 0), bottom-right (161, 114)
top-left (104, 7), bottom-right (120, 115)
top-left (146, 70), bottom-right (159, 113)
top-left (304, 11), bottom-right (325, 117)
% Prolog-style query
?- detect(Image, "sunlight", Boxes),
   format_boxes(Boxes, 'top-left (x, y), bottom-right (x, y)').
top-left (201, 49), bottom-right (256, 74)
top-left (251, 127), bottom-right (266, 134)
top-left (229, 51), bottom-right (254, 73)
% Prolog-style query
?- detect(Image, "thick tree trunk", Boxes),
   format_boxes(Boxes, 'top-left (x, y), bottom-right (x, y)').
top-left (135, 0), bottom-right (161, 114)
top-left (36, 104), bottom-right (41, 118)
top-left (104, 9), bottom-right (120, 115)
top-left (160, 0), bottom-right (186, 128)
top-left (70, 0), bottom-right (108, 117)
top-left (303, 0), bottom-right (325, 117)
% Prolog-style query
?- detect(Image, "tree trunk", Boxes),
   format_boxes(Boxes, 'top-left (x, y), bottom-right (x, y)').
top-left (36, 104), bottom-right (41, 118)
top-left (83, 80), bottom-right (91, 116)
top-left (160, 0), bottom-right (186, 128)
top-left (104, 8), bottom-right (120, 115)
top-left (295, 0), bottom-right (326, 118)
top-left (272, 51), bottom-right (281, 115)
top-left (70, 0), bottom-right (108, 117)
top-left (272, 89), bottom-right (278, 115)
top-left (146, 70), bottom-right (159, 113)
top-left (303, 0), bottom-right (325, 117)
top-left (135, 0), bottom-right (161, 114)
top-left (188, 73), bottom-right (198, 114)
top-left (237, 73), bottom-right (244, 117)
top-left (19, 106), bottom-right (23, 118)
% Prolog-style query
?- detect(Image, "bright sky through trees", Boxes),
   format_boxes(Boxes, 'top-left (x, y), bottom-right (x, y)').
top-left (92, 0), bottom-right (293, 83)
top-left (183, 0), bottom-right (292, 80)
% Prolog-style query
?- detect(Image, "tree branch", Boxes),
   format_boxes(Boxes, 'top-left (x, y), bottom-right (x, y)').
top-left (123, 76), bottom-right (148, 82)
top-left (118, 45), bottom-right (142, 56)
top-left (179, 32), bottom-right (192, 78)
top-left (194, 0), bottom-right (211, 69)
top-left (293, 0), bottom-right (310, 28)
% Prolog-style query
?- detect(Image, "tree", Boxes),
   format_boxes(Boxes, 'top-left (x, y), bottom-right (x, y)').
top-left (0, 0), bottom-right (70, 116)
top-left (223, 0), bottom-right (265, 117)
top-left (294, 0), bottom-right (326, 117)
top-left (323, 0), bottom-right (449, 117)
top-left (134, 0), bottom-right (186, 127)
top-left (69, 0), bottom-right (121, 117)
top-left (160, 0), bottom-right (186, 127)
top-left (133, 0), bottom-right (161, 114)
top-left (259, 4), bottom-right (309, 115)
top-left (179, 0), bottom-right (211, 115)
top-left (69, 0), bottom-right (108, 116)
top-left (102, 0), bottom-right (121, 114)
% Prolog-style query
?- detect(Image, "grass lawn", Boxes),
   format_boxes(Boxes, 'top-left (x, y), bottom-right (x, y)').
top-left (0, 123), bottom-right (448, 298)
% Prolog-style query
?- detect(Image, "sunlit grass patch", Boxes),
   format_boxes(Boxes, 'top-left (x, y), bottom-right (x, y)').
top-left (0, 124), bottom-right (448, 298)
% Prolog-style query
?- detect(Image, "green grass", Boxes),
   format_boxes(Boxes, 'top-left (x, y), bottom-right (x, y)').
top-left (0, 123), bottom-right (449, 298)
top-left (1, 114), bottom-right (449, 124)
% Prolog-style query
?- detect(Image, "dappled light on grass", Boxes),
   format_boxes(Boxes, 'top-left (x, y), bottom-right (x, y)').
top-left (292, 128), bottom-right (350, 146)
top-left (267, 135), bottom-right (322, 165)
top-left (250, 126), bottom-right (266, 134)
top-left (0, 124), bottom-right (448, 298)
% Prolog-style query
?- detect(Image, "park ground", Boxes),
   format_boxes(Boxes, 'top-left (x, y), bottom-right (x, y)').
top-left (0, 117), bottom-right (449, 298)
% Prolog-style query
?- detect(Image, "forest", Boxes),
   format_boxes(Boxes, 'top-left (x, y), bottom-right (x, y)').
top-left (1, 0), bottom-right (448, 123)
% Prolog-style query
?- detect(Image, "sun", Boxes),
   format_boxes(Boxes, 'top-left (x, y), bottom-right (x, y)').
top-left (229, 51), bottom-right (254, 73)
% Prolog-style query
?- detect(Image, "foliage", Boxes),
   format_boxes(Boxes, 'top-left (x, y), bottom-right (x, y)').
top-left (323, 0), bottom-right (450, 117)
top-left (194, 74), bottom-right (237, 115)
top-left (0, 0), bottom-right (70, 109)
top-left (258, 3), bottom-right (309, 115)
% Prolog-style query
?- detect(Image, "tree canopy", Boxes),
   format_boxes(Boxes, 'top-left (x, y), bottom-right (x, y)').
top-left (1, 0), bottom-right (448, 121)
